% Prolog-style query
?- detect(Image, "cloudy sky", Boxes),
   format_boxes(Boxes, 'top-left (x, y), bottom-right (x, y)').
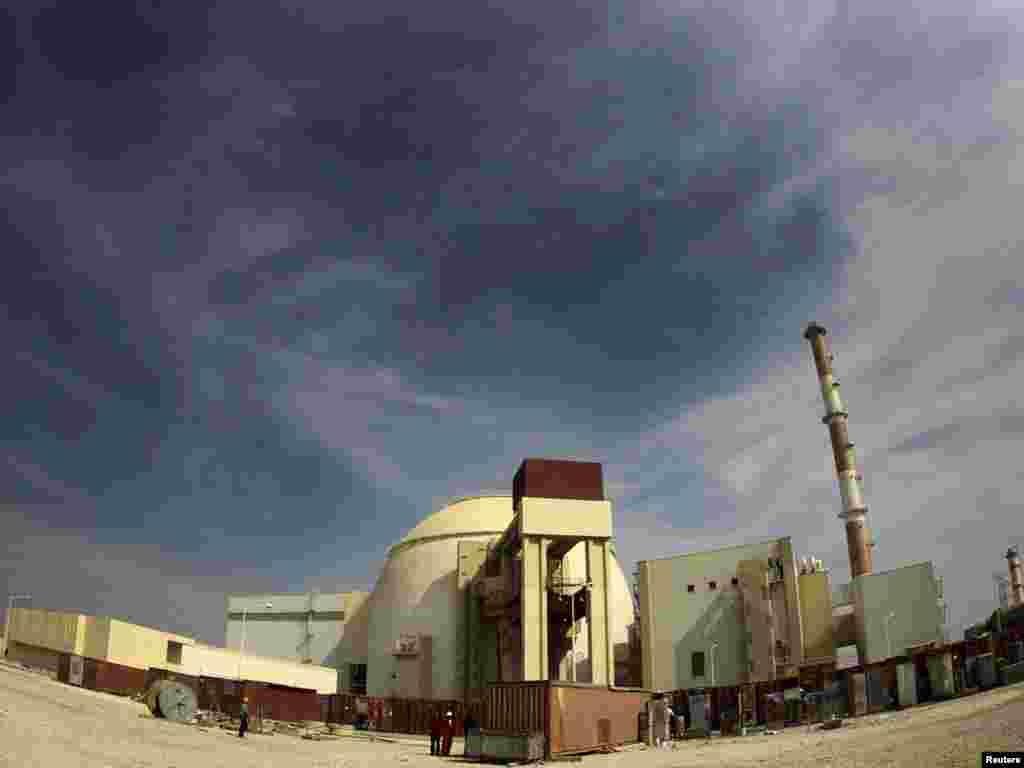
top-left (2, 0), bottom-right (1022, 646)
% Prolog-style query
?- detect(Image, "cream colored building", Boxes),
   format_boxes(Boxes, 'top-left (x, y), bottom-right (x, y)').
top-left (5, 606), bottom-right (336, 694)
top-left (638, 537), bottom-right (808, 692)
top-left (232, 478), bottom-right (639, 702)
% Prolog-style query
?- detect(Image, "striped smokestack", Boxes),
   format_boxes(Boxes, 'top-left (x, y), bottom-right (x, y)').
top-left (1007, 547), bottom-right (1024, 609)
top-left (804, 323), bottom-right (874, 579)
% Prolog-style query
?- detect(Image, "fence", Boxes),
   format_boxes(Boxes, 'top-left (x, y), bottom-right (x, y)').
top-left (325, 694), bottom-right (467, 735)
top-left (483, 681), bottom-right (547, 734)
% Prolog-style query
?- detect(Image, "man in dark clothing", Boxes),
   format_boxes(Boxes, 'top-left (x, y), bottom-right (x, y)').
top-left (239, 698), bottom-right (250, 738)
top-left (463, 711), bottom-right (479, 756)
top-left (429, 710), bottom-right (442, 756)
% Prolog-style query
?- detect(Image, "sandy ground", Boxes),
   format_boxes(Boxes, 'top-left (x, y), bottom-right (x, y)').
top-left (1, 662), bottom-right (1022, 768)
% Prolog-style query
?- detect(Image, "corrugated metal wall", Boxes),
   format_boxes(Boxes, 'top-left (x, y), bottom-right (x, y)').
top-left (483, 681), bottom-right (547, 734)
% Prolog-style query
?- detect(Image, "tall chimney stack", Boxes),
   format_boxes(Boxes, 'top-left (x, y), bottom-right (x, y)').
top-left (804, 323), bottom-right (874, 579)
top-left (1007, 547), bottom-right (1024, 609)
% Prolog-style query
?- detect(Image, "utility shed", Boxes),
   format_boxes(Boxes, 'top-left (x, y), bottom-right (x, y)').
top-left (853, 562), bottom-right (944, 663)
top-left (637, 537), bottom-right (804, 692)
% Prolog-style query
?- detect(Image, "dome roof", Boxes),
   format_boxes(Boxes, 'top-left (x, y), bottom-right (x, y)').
top-left (389, 495), bottom-right (515, 554)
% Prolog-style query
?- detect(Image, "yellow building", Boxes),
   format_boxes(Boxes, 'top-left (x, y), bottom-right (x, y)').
top-left (5, 606), bottom-right (336, 696)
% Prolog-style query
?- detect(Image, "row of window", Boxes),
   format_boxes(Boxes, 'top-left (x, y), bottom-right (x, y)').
top-left (686, 577), bottom-right (740, 593)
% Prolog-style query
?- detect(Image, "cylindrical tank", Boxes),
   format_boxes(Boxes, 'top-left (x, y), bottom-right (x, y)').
top-left (146, 679), bottom-right (198, 722)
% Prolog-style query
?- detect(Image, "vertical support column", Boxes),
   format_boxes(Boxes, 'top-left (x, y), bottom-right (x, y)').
top-left (521, 536), bottom-right (550, 681)
top-left (585, 539), bottom-right (612, 686)
top-left (781, 541), bottom-right (805, 668)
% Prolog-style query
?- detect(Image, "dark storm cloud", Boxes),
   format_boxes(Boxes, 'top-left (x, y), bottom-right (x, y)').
top-left (0, 0), bottom-right (910, 642)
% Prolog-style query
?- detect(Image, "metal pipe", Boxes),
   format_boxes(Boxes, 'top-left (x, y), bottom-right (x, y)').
top-left (883, 612), bottom-right (896, 660)
top-left (804, 323), bottom-right (874, 578)
top-left (237, 608), bottom-right (247, 681)
top-left (237, 601), bottom-right (272, 681)
top-left (710, 642), bottom-right (718, 687)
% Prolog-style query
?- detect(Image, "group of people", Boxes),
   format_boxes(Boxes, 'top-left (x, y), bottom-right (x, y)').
top-left (429, 709), bottom-right (479, 756)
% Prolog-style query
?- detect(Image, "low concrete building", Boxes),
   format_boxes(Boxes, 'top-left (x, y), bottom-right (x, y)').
top-left (5, 606), bottom-right (336, 696)
top-left (852, 562), bottom-right (945, 664)
top-left (637, 537), bottom-right (805, 691)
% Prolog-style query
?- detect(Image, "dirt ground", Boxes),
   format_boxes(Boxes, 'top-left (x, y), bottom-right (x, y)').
top-left (1, 662), bottom-right (1022, 768)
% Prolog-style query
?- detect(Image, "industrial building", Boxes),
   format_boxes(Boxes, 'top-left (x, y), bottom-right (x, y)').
top-left (224, 591), bottom-right (369, 683)
top-left (232, 459), bottom-right (641, 706)
top-left (635, 323), bottom-right (948, 693)
top-left (3, 606), bottom-right (337, 705)
top-left (637, 537), bottom-right (810, 691)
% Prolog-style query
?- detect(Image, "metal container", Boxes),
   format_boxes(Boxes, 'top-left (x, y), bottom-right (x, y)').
top-left (1009, 641), bottom-right (1024, 665)
top-left (897, 663), bottom-right (917, 707)
top-left (975, 654), bottom-right (997, 689)
top-left (480, 731), bottom-right (544, 762)
top-left (68, 655), bottom-right (84, 686)
top-left (1004, 661), bottom-right (1024, 685)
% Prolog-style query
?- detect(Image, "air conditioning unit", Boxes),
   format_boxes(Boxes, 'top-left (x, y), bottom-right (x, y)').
top-left (393, 634), bottom-right (420, 656)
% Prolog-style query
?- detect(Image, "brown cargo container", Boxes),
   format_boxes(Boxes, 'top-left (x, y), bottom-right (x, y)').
top-left (548, 684), bottom-right (647, 755)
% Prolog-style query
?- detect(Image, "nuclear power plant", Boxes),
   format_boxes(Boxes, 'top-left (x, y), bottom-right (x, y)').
top-left (7, 323), bottom-right (1022, 754)
top-left (228, 459), bottom-right (640, 705)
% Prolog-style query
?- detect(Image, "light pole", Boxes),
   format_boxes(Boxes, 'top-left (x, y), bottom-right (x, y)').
top-left (883, 611), bottom-right (896, 660)
top-left (237, 601), bottom-right (272, 681)
top-left (4, 594), bottom-right (31, 658)
top-left (709, 643), bottom-right (719, 688)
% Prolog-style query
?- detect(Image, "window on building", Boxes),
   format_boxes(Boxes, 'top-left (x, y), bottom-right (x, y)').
top-left (166, 641), bottom-right (183, 665)
top-left (708, 581), bottom-right (717, 590)
top-left (349, 663), bottom-right (367, 694)
top-left (692, 651), bottom-right (705, 677)
top-left (687, 584), bottom-right (695, 593)
top-left (732, 577), bottom-right (739, 587)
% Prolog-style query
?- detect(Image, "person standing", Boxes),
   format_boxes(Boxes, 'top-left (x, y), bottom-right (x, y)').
top-left (430, 709), bottom-right (442, 756)
top-left (239, 697), bottom-right (250, 738)
top-left (441, 710), bottom-right (454, 756)
top-left (463, 710), bottom-right (479, 756)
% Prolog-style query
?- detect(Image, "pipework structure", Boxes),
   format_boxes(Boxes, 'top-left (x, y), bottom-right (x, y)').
top-left (1007, 547), bottom-right (1024, 609)
top-left (804, 323), bottom-right (874, 579)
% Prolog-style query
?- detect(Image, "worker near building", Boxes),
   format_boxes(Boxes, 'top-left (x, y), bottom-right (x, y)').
top-left (430, 709), bottom-right (442, 756)
top-left (440, 709), bottom-right (455, 756)
top-left (239, 697), bottom-right (250, 738)
top-left (463, 709), bottom-right (479, 756)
